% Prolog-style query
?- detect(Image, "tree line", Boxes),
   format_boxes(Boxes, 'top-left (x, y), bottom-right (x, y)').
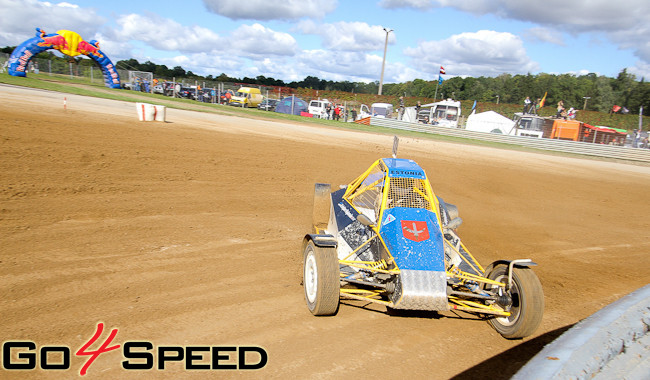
top-left (2, 46), bottom-right (649, 116)
top-left (114, 57), bottom-right (649, 116)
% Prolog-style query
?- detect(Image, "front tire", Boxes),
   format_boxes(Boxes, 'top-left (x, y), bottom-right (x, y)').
top-left (486, 264), bottom-right (544, 339)
top-left (303, 241), bottom-right (339, 315)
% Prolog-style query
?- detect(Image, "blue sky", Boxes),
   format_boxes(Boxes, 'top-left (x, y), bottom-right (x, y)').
top-left (1, 0), bottom-right (648, 83)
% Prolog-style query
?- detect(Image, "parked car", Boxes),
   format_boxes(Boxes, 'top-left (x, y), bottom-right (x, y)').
top-left (308, 99), bottom-right (332, 119)
top-left (258, 98), bottom-right (278, 111)
top-left (178, 87), bottom-right (196, 100)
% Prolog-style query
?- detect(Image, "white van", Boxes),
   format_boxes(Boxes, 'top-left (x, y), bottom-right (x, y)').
top-left (417, 99), bottom-right (461, 127)
top-left (308, 99), bottom-right (332, 119)
top-left (510, 113), bottom-right (552, 138)
top-left (371, 103), bottom-right (393, 118)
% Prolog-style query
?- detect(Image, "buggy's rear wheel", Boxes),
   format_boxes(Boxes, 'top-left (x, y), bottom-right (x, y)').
top-left (486, 264), bottom-right (544, 339)
top-left (303, 240), bottom-right (339, 315)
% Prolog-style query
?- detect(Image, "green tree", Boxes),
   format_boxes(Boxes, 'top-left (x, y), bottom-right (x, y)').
top-left (594, 76), bottom-right (616, 112)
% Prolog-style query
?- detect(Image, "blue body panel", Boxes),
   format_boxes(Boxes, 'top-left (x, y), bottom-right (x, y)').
top-left (379, 207), bottom-right (445, 271)
top-left (382, 158), bottom-right (426, 179)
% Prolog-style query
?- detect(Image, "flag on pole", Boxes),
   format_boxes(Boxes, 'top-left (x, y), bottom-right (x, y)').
top-left (438, 75), bottom-right (443, 85)
top-left (539, 92), bottom-right (547, 108)
top-left (471, 100), bottom-right (477, 113)
top-left (439, 66), bottom-right (446, 75)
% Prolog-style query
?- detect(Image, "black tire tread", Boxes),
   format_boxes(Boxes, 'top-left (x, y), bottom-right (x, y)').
top-left (488, 265), bottom-right (544, 339)
top-left (304, 241), bottom-right (340, 316)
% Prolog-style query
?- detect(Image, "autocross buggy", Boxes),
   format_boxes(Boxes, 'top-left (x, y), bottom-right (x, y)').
top-left (302, 156), bottom-right (544, 339)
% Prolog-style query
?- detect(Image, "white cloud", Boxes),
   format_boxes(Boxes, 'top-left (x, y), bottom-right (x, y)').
top-left (383, 0), bottom-right (650, 71)
top-left (404, 30), bottom-right (539, 76)
top-left (297, 20), bottom-right (396, 52)
top-left (628, 61), bottom-right (650, 81)
top-left (296, 49), bottom-right (385, 81)
top-left (524, 27), bottom-right (565, 46)
top-left (202, 0), bottom-right (337, 21)
top-left (0, 0), bottom-right (104, 46)
top-left (230, 23), bottom-right (297, 57)
top-left (378, 0), bottom-right (433, 10)
top-left (108, 15), bottom-right (297, 59)
top-left (391, 0), bottom-right (650, 32)
top-left (112, 14), bottom-right (223, 53)
top-left (88, 32), bottom-right (133, 61)
top-left (167, 53), bottom-right (244, 74)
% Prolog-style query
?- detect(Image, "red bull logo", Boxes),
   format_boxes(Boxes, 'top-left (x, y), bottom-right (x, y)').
top-left (37, 35), bottom-right (68, 50)
top-left (78, 40), bottom-right (103, 58)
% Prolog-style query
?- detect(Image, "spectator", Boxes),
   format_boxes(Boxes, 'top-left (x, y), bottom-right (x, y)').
top-left (556, 100), bottom-right (565, 118)
top-left (523, 96), bottom-right (531, 113)
top-left (567, 107), bottom-right (576, 119)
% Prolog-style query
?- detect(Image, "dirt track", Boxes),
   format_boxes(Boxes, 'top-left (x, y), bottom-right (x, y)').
top-left (1, 84), bottom-right (649, 379)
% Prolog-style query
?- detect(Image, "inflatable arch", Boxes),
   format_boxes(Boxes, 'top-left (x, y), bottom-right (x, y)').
top-left (8, 28), bottom-right (121, 89)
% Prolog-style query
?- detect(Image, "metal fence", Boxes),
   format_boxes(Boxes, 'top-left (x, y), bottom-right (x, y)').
top-left (0, 52), bottom-right (289, 100)
top-left (369, 117), bottom-right (650, 163)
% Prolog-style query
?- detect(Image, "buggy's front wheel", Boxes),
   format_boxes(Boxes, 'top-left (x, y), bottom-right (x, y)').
top-left (303, 240), bottom-right (339, 316)
top-left (486, 264), bottom-right (544, 339)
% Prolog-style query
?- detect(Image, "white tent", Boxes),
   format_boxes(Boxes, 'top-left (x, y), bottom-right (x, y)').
top-left (464, 111), bottom-right (515, 134)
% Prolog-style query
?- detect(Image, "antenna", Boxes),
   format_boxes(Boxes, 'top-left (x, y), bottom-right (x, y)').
top-left (392, 135), bottom-right (399, 158)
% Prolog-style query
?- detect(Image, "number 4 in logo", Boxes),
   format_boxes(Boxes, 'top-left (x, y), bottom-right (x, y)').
top-left (76, 323), bottom-right (121, 376)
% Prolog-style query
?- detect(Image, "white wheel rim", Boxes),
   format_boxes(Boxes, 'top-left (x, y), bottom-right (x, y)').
top-left (305, 250), bottom-right (318, 303)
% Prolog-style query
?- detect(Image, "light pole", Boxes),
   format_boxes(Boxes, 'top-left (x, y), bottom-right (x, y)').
top-left (583, 96), bottom-right (591, 110)
top-left (378, 27), bottom-right (393, 95)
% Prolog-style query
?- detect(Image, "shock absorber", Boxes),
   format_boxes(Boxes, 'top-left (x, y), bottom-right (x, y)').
top-left (370, 259), bottom-right (387, 270)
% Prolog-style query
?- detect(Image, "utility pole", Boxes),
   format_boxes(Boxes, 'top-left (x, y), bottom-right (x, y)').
top-left (583, 96), bottom-right (591, 110)
top-left (378, 27), bottom-right (393, 96)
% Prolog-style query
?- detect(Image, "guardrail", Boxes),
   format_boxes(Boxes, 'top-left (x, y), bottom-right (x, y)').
top-left (367, 117), bottom-right (650, 163)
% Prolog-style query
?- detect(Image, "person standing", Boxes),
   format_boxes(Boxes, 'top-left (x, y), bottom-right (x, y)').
top-left (523, 96), bottom-right (531, 113)
top-left (398, 96), bottom-right (405, 120)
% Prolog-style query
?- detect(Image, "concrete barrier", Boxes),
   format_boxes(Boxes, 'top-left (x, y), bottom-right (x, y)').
top-left (512, 284), bottom-right (650, 379)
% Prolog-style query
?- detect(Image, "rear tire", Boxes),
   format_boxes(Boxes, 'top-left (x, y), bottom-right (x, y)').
top-left (486, 265), bottom-right (544, 339)
top-left (303, 241), bottom-right (339, 316)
